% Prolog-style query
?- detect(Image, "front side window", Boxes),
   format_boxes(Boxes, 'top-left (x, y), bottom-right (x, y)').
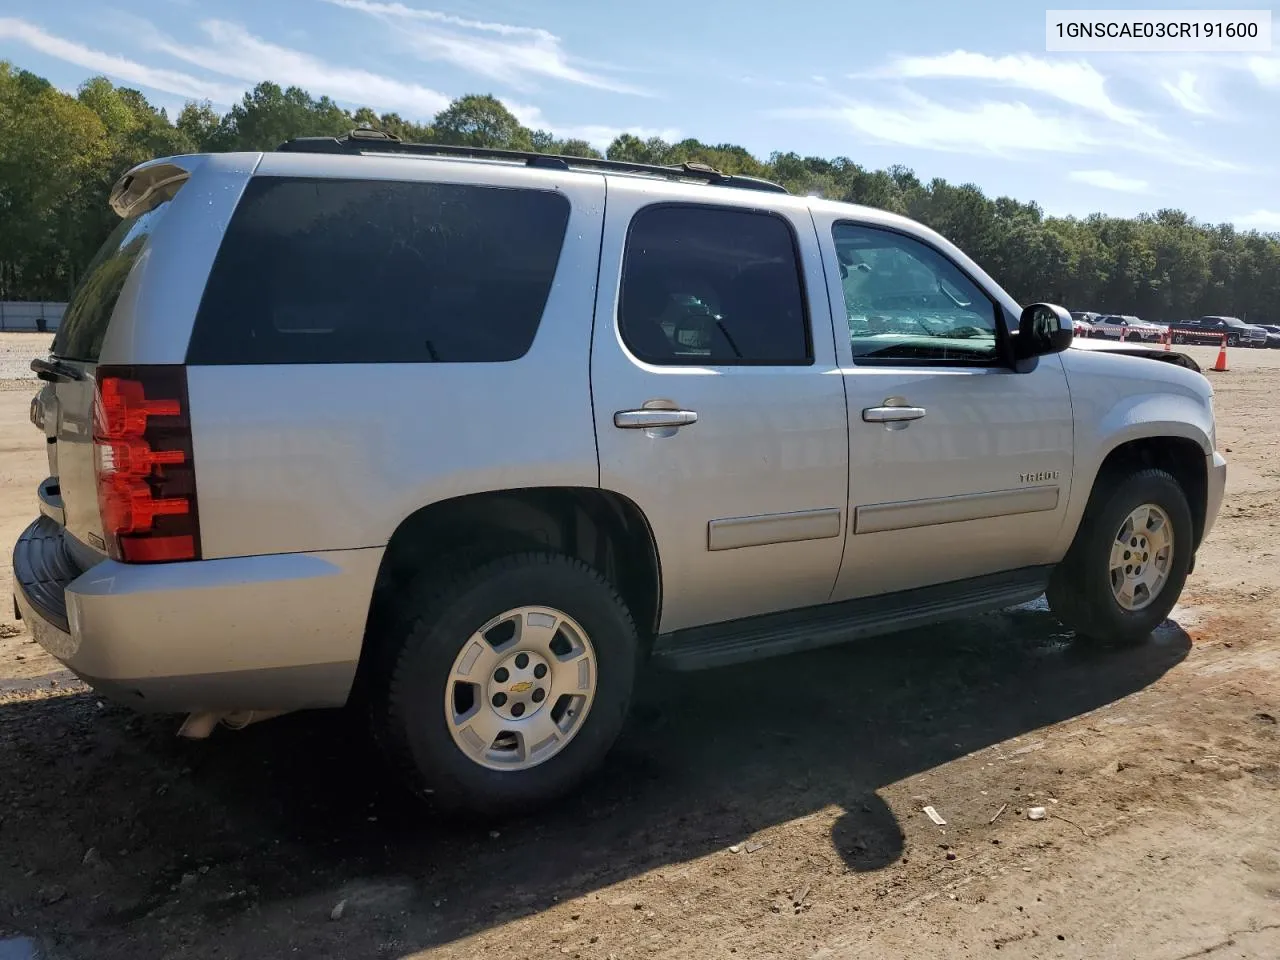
top-left (834, 222), bottom-right (1001, 364)
top-left (618, 204), bottom-right (812, 366)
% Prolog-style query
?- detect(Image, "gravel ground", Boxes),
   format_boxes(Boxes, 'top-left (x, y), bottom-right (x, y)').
top-left (0, 340), bottom-right (1276, 960)
top-left (0, 333), bottom-right (47, 390)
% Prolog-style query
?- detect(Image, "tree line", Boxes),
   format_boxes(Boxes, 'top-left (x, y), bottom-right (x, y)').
top-left (2, 60), bottom-right (1276, 321)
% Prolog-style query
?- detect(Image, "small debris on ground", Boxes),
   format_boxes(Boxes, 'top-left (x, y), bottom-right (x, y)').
top-left (990, 803), bottom-right (1009, 825)
top-left (329, 899), bottom-right (347, 921)
top-left (923, 805), bottom-right (947, 826)
top-left (1028, 807), bottom-right (1048, 821)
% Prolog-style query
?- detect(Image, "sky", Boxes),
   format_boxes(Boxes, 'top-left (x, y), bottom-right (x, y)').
top-left (1, 0), bottom-right (1278, 230)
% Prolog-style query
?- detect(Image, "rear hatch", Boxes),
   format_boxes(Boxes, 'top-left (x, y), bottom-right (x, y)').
top-left (32, 173), bottom-right (183, 562)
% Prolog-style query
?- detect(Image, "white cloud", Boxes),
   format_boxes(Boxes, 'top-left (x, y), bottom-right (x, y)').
top-left (1068, 169), bottom-right (1149, 193)
top-left (0, 17), bottom-right (240, 102)
top-left (1247, 55), bottom-right (1280, 86)
top-left (142, 19), bottom-right (451, 116)
top-left (1160, 71), bottom-right (1212, 115)
top-left (871, 51), bottom-right (1156, 133)
top-left (324, 0), bottom-right (648, 96)
top-left (506, 102), bottom-right (678, 151)
top-left (1233, 209), bottom-right (1280, 231)
top-left (776, 95), bottom-right (1096, 157)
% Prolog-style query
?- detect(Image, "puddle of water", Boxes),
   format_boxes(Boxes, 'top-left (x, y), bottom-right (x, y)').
top-left (0, 937), bottom-right (43, 960)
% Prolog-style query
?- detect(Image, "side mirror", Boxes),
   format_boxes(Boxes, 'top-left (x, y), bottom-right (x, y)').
top-left (1015, 303), bottom-right (1073, 360)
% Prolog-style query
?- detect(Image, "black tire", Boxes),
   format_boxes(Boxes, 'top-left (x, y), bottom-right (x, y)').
top-left (1173, 333), bottom-right (1186, 344)
top-left (1228, 334), bottom-right (1239, 347)
top-left (1047, 468), bottom-right (1193, 647)
top-left (371, 552), bottom-right (639, 817)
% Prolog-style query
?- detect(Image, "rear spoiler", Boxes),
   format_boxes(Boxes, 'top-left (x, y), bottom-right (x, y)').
top-left (109, 157), bottom-right (200, 218)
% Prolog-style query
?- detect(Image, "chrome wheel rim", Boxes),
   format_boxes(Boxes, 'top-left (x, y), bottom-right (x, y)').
top-left (1109, 503), bottom-right (1174, 612)
top-left (445, 605), bottom-right (597, 772)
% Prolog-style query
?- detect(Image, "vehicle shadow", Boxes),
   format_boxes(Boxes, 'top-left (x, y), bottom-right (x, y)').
top-left (0, 606), bottom-right (1191, 958)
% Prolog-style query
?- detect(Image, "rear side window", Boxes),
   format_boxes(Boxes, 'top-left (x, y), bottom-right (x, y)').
top-left (53, 200), bottom-right (172, 362)
top-left (187, 177), bottom-right (571, 364)
top-left (619, 204), bottom-right (812, 366)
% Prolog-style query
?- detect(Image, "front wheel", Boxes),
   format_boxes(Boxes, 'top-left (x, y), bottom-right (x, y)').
top-left (1173, 333), bottom-right (1186, 344)
top-left (1047, 469), bottom-right (1193, 646)
top-left (371, 552), bottom-right (639, 816)
top-left (1228, 334), bottom-right (1240, 347)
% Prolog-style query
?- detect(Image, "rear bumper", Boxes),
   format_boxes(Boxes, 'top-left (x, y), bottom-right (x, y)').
top-left (1202, 451), bottom-right (1228, 544)
top-left (13, 516), bottom-right (382, 713)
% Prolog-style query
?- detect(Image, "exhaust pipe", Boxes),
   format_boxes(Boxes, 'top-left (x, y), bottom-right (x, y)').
top-left (177, 711), bottom-right (220, 739)
top-left (177, 709), bottom-right (290, 739)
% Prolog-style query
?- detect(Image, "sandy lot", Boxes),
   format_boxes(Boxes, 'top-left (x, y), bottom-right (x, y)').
top-left (0, 331), bottom-right (1276, 960)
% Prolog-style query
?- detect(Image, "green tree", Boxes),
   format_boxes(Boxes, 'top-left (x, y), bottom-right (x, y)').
top-left (213, 82), bottom-right (353, 151)
top-left (5, 59), bottom-right (1280, 324)
top-left (176, 101), bottom-right (222, 152)
top-left (0, 62), bottom-right (110, 298)
top-left (431, 94), bottom-right (530, 149)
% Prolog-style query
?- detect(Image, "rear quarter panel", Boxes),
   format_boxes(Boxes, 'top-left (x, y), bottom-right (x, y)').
top-left (188, 155), bottom-right (607, 558)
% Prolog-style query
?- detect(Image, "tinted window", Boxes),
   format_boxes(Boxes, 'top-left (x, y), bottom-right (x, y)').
top-left (53, 200), bottom-right (172, 362)
top-left (618, 205), bottom-right (811, 366)
top-left (833, 223), bottom-right (1000, 364)
top-left (187, 177), bottom-right (571, 364)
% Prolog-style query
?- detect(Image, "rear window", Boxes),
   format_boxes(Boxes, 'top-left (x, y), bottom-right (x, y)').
top-left (52, 200), bottom-right (171, 362)
top-left (186, 177), bottom-right (572, 365)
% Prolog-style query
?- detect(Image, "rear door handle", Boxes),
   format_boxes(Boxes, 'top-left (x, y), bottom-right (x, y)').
top-left (862, 405), bottom-right (927, 423)
top-left (614, 409), bottom-right (699, 429)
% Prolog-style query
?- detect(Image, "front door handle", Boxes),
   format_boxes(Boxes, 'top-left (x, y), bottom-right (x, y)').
top-left (862, 405), bottom-right (927, 423)
top-left (614, 409), bottom-right (699, 429)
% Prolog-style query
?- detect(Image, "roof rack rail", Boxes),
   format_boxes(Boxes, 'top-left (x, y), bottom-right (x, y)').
top-left (274, 128), bottom-right (790, 195)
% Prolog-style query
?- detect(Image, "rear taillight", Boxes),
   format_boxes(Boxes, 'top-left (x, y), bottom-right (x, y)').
top-left (93, 364), bottom-right (201, 563)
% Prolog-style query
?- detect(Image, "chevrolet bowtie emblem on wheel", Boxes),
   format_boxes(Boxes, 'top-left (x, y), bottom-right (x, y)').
top-left (508, 681), bottom-right (534, 694)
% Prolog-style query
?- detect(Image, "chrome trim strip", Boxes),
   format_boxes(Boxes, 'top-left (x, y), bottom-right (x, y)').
top-left (707, 507), bottom-right (843, 551)
top-left (855, 486), bottom-right (1060, 535)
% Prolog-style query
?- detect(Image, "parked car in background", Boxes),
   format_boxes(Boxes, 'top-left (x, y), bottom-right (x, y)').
top-left (1257, 324), bottom-right (1280, 348)
top-left (1168, 316), bottom-right (1269, 348)
top-left (1092, 314), bottom-right (1164, 343)
top-left (1070, 311), bottom-right (1098, 337)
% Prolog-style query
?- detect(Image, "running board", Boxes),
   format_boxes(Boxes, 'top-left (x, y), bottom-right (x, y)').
top-left (651, 565), bottom-right (1054, 672)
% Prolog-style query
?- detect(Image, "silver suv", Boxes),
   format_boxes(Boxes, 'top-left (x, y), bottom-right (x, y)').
top-left (14, 133), bottom-right (1227, 815)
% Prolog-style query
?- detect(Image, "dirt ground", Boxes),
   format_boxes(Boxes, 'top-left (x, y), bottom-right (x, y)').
top-left (0, 330), bottom-right (1276, 960)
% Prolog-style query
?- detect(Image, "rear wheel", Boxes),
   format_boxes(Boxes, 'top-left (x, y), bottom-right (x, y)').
top-left (371, 552), bottom-right (639, 816)
top-left (1173, 333), bottom-right (1186, 344)
top-left (1047, 469), bottom-right (1193, 646)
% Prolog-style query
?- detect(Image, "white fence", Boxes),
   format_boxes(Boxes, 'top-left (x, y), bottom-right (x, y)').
top-left (0, 302), bottom-right (66, 332)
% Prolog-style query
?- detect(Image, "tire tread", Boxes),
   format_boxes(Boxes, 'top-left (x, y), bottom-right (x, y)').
top-left (370, 551), bottom-right (638, 815)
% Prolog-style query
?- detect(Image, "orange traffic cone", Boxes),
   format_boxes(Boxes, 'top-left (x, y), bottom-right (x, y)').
top-left (1120, 325), bottom-right (1128, 342)
top-left (1163, 329), bottom-right (1171, 351)
top-left (1211, 334), bottom-right (1229, 372)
